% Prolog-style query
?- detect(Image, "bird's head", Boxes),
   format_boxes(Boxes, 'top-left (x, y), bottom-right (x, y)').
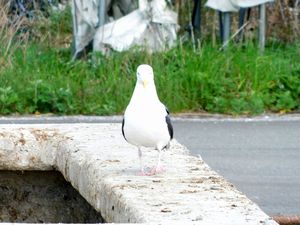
top-left (136, 64), bottom-right (154, 88)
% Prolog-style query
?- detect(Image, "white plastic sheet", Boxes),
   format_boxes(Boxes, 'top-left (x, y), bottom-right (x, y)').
top-left (93, 0), bottom-right (178, 54)
top-left (71, 0), bottom-right (100, 58)
top-left (205, 0), bottom-right (274, 12)
top-left (71, 0), bottom-right (136, 58)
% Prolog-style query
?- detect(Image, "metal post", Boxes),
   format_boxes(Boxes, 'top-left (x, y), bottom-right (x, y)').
top-left (223, 12), bottom-right (231, 47)
top-left (71, 0), bottom-right (78, 58)
top-left (238, 8), bottom-right (246, 42)
top-left (98, 0), bottom-right (106, 27)
top-left (258, 3), bottom-right (266, 53)
top-left (218, 11), bottom-right (223, 43)
top-left (192, 0), bottom-right (202, 36)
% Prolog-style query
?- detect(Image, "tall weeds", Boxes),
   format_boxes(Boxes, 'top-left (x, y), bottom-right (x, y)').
top-left (0, 1), bottom-right (28, 71)
top-left (0, 2), bottom-right (299, 115)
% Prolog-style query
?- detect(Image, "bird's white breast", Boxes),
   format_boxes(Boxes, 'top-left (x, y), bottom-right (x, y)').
top-left (124, 98), bottom-right (170, 149)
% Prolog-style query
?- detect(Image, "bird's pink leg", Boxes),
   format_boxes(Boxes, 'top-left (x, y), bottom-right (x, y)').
top-left (137, 147), bottom-right (145, 175)
top-left (138, 170), bottom-right (153, 176)
top-left (137, 148), bottom-right (166, 176)
top-left (149, 150), bottom-right (166, 175)
top-left (150, 166), bottom-right (166, 175)
top-left (137, 147), bottom-right (153, 176)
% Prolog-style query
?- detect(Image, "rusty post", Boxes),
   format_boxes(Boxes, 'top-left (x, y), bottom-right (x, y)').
top-left (273, 215), bottom-right (300, 225)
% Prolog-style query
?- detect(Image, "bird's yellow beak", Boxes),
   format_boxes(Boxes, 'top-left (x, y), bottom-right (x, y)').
top-left (143, 80), bottom-right (148, 88)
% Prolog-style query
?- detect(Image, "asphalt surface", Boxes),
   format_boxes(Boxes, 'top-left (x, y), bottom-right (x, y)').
top-left (173, 117), bottom-right (300, 217)
top-left (1, 115), bottom-right (299, 216)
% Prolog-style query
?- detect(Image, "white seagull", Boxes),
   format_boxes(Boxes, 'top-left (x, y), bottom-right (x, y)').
top-left (122, 64), bottom-right (173, 175)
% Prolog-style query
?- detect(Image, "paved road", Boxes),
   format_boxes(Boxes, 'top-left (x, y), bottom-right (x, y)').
top-left (173, 117), bottom-right (300, 217)
top-left (1, 115), bottom-right (299, 216)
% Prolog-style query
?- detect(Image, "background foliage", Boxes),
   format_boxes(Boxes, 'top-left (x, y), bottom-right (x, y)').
top-left (0, 1), bottom-right (299, 115)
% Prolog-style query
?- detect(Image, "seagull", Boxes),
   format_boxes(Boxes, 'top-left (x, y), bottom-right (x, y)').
top-left (122, 64), bottom-right (173, 175)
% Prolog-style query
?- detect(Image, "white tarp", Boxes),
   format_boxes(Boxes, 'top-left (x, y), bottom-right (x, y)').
top-left (71, 0), bottom-right (136, 58)
top-left (71, 0), bottom-right (100, 57)
top-left (93, 0), bottom-right (178, 54)
top-left (205, 0), bottom-right (274, 12)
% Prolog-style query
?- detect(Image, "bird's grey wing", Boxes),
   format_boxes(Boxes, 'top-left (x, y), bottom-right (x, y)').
top-left (122, 118), bottom-right (127, 141)
top-left (166, 115), bottom-right (173, 140)
top-left (165, 106), bottom-right (170, 115)
top-left (164, 107), bottom-right (173, 140)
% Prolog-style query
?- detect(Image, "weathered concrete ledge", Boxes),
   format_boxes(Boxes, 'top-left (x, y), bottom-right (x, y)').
top-left (0, 123), bottom-right (278, 224)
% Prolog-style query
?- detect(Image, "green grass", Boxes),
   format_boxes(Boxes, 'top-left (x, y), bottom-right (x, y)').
top-left (0, 41), bottom-right (299, 115)
top-left (1, 4), bottom-right (299, 116)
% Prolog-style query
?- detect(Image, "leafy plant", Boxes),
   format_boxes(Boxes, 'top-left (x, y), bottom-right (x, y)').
top-left (0, 87), bottom-right (19, 114)
top-left (1, 2), bottom-right (300, 116)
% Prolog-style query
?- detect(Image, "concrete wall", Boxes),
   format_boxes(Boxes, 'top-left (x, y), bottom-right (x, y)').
top-left (0, 123), bottom-right (278, 224)
top-left (0, 171), bottom-right (104, 223)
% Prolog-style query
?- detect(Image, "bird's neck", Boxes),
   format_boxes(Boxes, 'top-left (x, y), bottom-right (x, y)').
top-left (131, 83), bottom-right (160, 104)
